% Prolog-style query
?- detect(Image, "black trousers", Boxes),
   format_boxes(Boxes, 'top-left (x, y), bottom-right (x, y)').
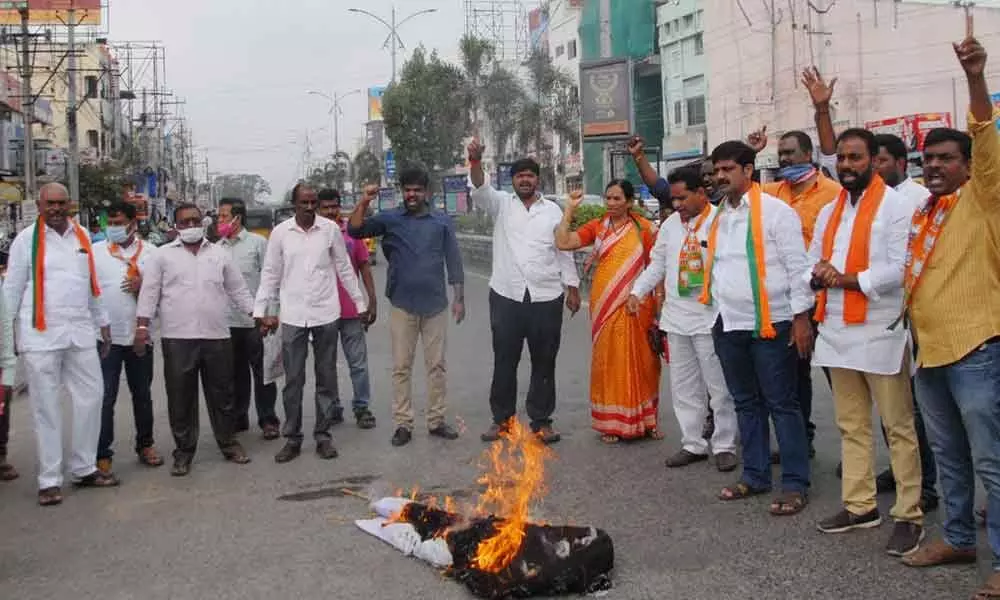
top-left (161, 338), bottom-right (239, 460)
top-left (0, 392), bottom-right (9, 456)
top-left (488, 289), bottom-right (563, 430)
top-left (230, 327), bottom-right (279, 429)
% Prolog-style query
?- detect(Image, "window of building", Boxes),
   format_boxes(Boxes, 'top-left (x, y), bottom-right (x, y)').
top-left (684, 14), bottom-right (694, 29)
top-left (694, 33), bottom-right (704, 56)
top-left (85, 76), bottom-right (98, 99)
top-left (663, 21), bottom-right (671, 36)
top-left (674, 100), bottom-right (683, 126)
top-left (555, 44), bottom-right (564, 57)
top-left (686, 96), bottom-right (706, 126)
top-left (567, 39), bottom-right (577, 59)
top-left (86, 129), bottom-right (99, 148)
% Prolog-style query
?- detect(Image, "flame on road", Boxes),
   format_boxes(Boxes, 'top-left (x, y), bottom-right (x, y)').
top-left (471, 418), bottom-right (554, 573)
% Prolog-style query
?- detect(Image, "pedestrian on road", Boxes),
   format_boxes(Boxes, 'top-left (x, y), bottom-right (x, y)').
top-left (317, 188), bottom-right (378, 431)
top-left (468, 140), bottom-right (581, 444)
top-left (217, 198), bottom-right (281, 440)
top-left (0, 283), bottom-right (19, 482)
top-left (702, 141), bottom-right (814, 517)
top-left (135, 202), bottom-right (254, 476)
top-left (349, 173), bottom-right (464, 447)
top-left (255, 184), bottom-right (367, 463)
top-left (627, 164), bottom-right (739, 472)
top-left (3, 182), bottom-right (118, 506)
top-left (554, 181), bottom-right (663, 443)
top-left (899, 38), bottom-right (1000, 600)
top-left (93, 201), bottom-right (163, 475)
top-left (808, 128), bottom-right (924, 556)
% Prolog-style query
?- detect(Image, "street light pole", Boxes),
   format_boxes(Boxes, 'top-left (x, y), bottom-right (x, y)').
top-left (308, 89), bottom-right (361, 157)
top-left (348, 6), bottom-right (438, 84)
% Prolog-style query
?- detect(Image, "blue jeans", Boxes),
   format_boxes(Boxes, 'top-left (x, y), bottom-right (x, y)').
top-left (335, 318), bottom-right (371, 412)
top-left (712, 319), bottom-right (811, 493)
top-left (915, 339), bottom-right (1000, 569)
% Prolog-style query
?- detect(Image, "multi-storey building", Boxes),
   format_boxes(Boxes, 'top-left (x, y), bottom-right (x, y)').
top-left (657, 0), bottom-right (708, 168)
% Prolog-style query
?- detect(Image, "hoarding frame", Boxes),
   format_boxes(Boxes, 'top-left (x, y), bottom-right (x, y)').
top-left (579, 58), bottom-right (635, 142)
top-left (368, 86), bottom-right (386, 122)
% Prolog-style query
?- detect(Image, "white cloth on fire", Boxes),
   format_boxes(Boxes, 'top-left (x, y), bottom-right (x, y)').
top-left (355, 497), bottom-right (453, 568)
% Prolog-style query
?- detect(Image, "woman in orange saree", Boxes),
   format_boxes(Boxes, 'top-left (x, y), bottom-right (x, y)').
top-left (555, 180), bottom-right (663, 443)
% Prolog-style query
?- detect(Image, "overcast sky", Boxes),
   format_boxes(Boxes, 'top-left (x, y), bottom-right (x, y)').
top-left (110, 0), bottom-right (469, 202)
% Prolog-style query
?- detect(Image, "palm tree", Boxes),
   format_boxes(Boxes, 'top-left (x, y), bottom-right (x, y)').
top-left (459, 35), bottom-right (527, 162)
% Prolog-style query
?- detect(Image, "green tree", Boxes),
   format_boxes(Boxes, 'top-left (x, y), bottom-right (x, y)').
top-left (382, 47), bottom-right (467, 173)
top-left (353, 150), bottom-right (382, 187)
top-left (78, 161), bottom-right (131, 209)
top-left (515, 49), bottom-right (580, 190)
top-left (215, 173), bottom-right (272, 205)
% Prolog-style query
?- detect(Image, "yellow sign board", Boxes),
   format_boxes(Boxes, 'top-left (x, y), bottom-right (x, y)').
top-left (0, 182), bottom-right (22, 204)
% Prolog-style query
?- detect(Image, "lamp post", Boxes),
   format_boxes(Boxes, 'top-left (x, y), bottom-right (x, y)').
top-left (347, 6), bottom-right (438, 84)
top-left (308, 89), bottom-right (362, 157)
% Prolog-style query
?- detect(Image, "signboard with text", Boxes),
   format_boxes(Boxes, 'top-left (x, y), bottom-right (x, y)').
top-left (580, 58), bottom-right (634, 141)
top-left (0, 0), bottom-right (102, 25)
top-left (368, 87), bottom-right (386, 122)
top-left (442, 175), bottom-right (469, 214)
top-left (496, 162), bottom-right (515, 194)
top-left (864, 112), bottom-right (953, 154)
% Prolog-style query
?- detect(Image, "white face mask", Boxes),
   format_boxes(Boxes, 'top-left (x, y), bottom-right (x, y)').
top-left (178, 227), bottom-right (205, 244)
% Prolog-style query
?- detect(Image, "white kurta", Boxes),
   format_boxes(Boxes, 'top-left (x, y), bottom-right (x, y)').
top-left (808, 186), bottom-right (912, 375)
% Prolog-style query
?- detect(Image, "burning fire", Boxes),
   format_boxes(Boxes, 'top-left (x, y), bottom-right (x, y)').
top-left (471, 418), bottom-right (554, 573)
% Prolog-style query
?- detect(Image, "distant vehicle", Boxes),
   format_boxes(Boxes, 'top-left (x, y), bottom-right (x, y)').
top-left (245, 207), bottom-right (275, 239)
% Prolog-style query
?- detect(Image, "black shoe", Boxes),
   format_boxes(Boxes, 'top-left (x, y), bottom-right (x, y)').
top-left (886, 521), bottom-right (925, 557)
top-left (664, 449), bottom-right (709, 468)
top-left (316, 440), bottom-right (339, 460)
top-left (817, 508), bottom-right (882, 534)
top-left (429, 423), bottom-right (459, 440)
top-left (275, 442), bottom-right (301, 463)
top-left (391, 427), bottom-right (412, 447)
top-left (876, 468), bottom-right (896, 494)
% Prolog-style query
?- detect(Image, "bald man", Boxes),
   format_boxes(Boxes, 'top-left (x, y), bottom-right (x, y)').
top-left (3, 183), bottom-right (118, 507)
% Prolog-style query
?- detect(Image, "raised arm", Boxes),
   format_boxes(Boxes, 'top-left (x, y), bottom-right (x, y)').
top-left (467, 138), bottom-right (505, 217)
top-left (627, 136), bottom-right (661, 190)
top-left (955, 36), bottom-right (1000, 207)
top-left (554, 191), bottom-right (588, 251)
top-left (802, 67), bottom-right (838, 158)
top-left (348, 184), bottom-right (388, 238)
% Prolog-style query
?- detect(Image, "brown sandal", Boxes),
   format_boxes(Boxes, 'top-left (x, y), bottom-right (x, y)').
top-left (770, 491), bottom-right (808, 516)
top-left (972, 573), bottom-right (1000, 600)
top-left (719, 481), bottom-right (770, 501)
top-left (138, 447), bottom-right (164, 467)
top-left (646, 428), bottom-right (665, 440)
top-left (600, 434), bottom-right (620, 444)
top-left (73, 471), bottom-right (120, 488)
top-left (38, 486), bottom-right (63, 506)
top-left (0, 462), bottom-right (19, 481)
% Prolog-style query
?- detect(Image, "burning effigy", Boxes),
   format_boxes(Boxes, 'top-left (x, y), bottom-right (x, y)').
top-left (354, 419), bottom-right (614, 598)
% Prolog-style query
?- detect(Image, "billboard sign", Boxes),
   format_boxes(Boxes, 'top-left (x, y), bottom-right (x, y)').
top-left (528, 7), bottom-right (549, 51)
top-left (496, 162), bottom-right (515, 194)
top-left (377, 187), bottom-right (396, 212)
top-left (442, 175), bottom-right (469, 214)
top-left (384, 149), bottom-right (396, 181)
top-left (368, 86), bottom-right (386, 122)
top-left (365, 120), bottom-right (385, 155)
top-left (0, 0), bottom-right (102, 25)
top-left (580, 59), bottom-right (634, 140)
top-left (864, 112), bottom-right (953, 154)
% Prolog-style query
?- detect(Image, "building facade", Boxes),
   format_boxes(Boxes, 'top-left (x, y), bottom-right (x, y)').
top-left (657, 0), bottom-right (707, 167)
top-left (702, 0), bottom-right (1000, 169)
top-left (546, 0), bottom-right (583, 194)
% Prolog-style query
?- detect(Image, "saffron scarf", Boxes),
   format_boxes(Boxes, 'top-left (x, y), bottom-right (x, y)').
top-left (108, 239), bottom-right (144, 281)
top-left (31, 217), bottom-right (101, 331)
top-left (699, 183), bottom-right (776, 338)
top-left (814, 175), bottom-right (887, 324)
top-left (677, 204), bottom-right (711, 297)
top-left (903, 191), bottom-right (959, 307)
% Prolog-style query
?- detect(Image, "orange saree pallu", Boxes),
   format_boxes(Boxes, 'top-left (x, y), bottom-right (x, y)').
top-left (586, 217), bottom-right (661, 439)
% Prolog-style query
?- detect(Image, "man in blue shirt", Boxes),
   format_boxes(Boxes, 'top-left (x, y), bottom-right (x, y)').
top-left (348, 168), bottom-right (465, 447)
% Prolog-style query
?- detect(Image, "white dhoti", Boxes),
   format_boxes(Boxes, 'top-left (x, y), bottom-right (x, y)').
top-left (22, 347), bottom-right (103, 489)
top-left (667, 332), bottom-right (738, 455)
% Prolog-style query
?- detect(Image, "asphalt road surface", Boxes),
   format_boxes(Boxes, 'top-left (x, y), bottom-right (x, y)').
top-left (0, 264), bottom-right (988, 599)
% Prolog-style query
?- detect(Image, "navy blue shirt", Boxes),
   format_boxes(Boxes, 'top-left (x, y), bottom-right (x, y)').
top-left (348, 208), bottom-right (464, 317)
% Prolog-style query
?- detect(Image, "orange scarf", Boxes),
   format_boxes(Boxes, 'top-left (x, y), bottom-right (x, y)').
top-left (814, 175), bottom-right (887, 324)
top-left (904, 191), bottom-right (959, 307)
top-left (32, 217), bottom-right (101, 331)
top-left (700, 183), bottom-right (776, 339)
top-left (108, 239), bottom-right (144, 281)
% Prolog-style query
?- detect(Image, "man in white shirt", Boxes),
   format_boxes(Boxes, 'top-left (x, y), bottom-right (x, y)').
top-left (4, 183), bottom-right (117, 506)
top-left (217, 198), bottom-right (280, 440)
top-left (135, 203), bottom-right (255, 476)
top-left (808, 128), bottom-right (924, 556)
top-left (255, 184), bottom-right (367, 463)
top-left (467, 141), bottom-right (581, 444)
top-left (628, 165), bottom-right (739, 472)
top-left (704, 141), bottom-right (814, 517)
top-left (872, 134), bottom-right (930, 211)
top-left (93, 201), bottom-right (162, 475)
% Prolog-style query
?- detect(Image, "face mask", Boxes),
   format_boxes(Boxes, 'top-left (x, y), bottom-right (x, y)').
top-left (216, 220), bottom-right (237, 238)
top-left (778, 164), bottom-right (817, 184)
top-left (178, 227), bottom-right (205, 244)
top-left (106, 225), bottom-right (130, 244)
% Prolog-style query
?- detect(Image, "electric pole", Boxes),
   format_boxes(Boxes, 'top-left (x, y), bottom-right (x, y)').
top-left (66, 4), bottom-right (80, 208)
top-left (347, 6), bottom-right (438, 84)
top-left (19, 7), bottom-right (37, 203)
